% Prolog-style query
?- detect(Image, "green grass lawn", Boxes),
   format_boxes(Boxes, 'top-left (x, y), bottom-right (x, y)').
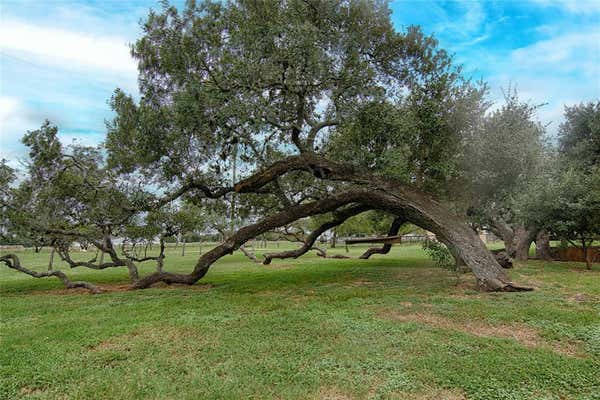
top-left (1, 243), bottom-right (599, 400)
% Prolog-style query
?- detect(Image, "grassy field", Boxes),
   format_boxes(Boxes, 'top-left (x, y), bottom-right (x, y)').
top-left (1, 243), bottom-right (599, 400)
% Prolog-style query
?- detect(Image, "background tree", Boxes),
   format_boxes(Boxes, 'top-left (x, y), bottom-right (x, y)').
top-left (1, 122), bottom-right (179, 291)
top-left (518, 101), bottom-right (600, 268)
top-left (463, 91), bottom-right (547, 260)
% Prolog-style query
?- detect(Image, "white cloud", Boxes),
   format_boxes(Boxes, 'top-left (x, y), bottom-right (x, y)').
top-left (0, 19), bottom-right (137, 75)
top-left (0, 96), bottom-right (34, 165)
top-left (0, 96), bottom-right (20, 125)
top-left (511, 31), bottom-right (600, 79)
top-left (432, 0), bottom-right (486, 38)
top-left (0, 96), bottom-right (105, 166)
top-left (484, 28), bottom-right (600, 137)
top-left (532, 0), bottom-right (600, 14)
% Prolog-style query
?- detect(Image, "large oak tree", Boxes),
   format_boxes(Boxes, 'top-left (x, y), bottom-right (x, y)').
top-left (2, 0), bottom-right (528, 292)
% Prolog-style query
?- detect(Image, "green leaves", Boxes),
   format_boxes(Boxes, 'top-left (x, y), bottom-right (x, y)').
top-left (559, 101), bottom-right (600, 170)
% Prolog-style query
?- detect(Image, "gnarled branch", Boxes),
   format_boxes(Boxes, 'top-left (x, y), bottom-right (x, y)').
top-left (1, 254), bottom-right (101, 294)
top-left (359, 216), bottom-right (405, 259)
top-left (263, 204), bottom-right (368, 264)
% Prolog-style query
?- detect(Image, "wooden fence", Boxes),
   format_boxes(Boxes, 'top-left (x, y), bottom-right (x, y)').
top-left (550, 246), bottom-right (600, 262)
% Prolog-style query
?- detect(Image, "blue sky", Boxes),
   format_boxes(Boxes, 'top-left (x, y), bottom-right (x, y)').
top-left (1, 0), bottom-right (599, 166)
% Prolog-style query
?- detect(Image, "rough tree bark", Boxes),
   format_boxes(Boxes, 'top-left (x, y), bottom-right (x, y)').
top-left (240, 245), bottom-right (260, 263)
top-left (359, 216), bottom-right (405, 259)
top-left (581, 237), bottom-right (592, 270)
top-left (535, 230), bottom-right (552, 261)
top-left (47, 247), bottom-right (56, 271)
top-left (330, 230), bottom-right (337, 248)
top-left (490, 249), bottom-right (513, 269)
top-left (490, 219), bottom-right (516, 257)
top-left (513, 226), bottom-right (537, 261)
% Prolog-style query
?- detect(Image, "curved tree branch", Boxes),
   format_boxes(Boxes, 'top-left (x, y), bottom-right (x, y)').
top-left (263, 204), bottom-right (369, 264)
top-left (132, 186), bottom-right (529, 291)
top-left (0, 254), bottom-right (101, 294)
top-left (359, 216), bottom-right (406, 259)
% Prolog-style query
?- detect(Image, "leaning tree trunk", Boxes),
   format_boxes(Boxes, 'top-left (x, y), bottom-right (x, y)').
top-left (131, 153), bottom-right (531, 292)
top-left (133, 188), bottom-right (529, 291)
top-left (363, 189), bottom-right (528, 291)
top-left (489, 219), bottom-right (516, 258)
top-left (444, 242), bottom-right (468, 269)
top-left (47, 247), bottom-right (56, 271)
top-left (535, 230), bottom-right (552, 261)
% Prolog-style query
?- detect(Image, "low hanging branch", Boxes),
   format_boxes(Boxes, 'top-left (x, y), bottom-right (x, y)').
top-left (54, 238), bottom-right (140, 282)
top-left (359, 216), bottom-right (406, 259)
top-left (56, 245), bottom-right (123, 270)
top-left (3, 153), bottom-right (531, 293)
top-left (121, 236), bottom-right (167, 272)
top-left (130, 187), bottom-right (531, 292)
top-left (239, 245), bottom-right (260, 263)
top-left (0, 254), bottom-right (101, 294)
top-left (265, 226), bottom-right (328, 259)
top-left (262, 204), bottom-right (369, 264)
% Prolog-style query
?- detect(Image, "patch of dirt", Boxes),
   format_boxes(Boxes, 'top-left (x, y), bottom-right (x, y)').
top-left (380, 310), bottom-right (584, 357)
top-left (395, 268), bottom-right (441, 279)
top-left (315, 387), bottom-right (354, 400)
top-left (20, 386), bottom-right (44, 396)
top-left (398, 388), bottom-right (466, 400)
top-left (150, 282), bottom-right (215, 291)
top-left (565, 292), bottom-right (599, 303)
top-left (568, 266), bottom-right (600, 273)
top-left (517, 277), bottom-right (545, 290)
top-left (429, 389), bottom-right (466, 400)
top-left (89, 326), bottom-right (204, 353)
top-left (342, 279), bottom-right (381, 289)
top-left (448, 279), bottom-right (479, 293)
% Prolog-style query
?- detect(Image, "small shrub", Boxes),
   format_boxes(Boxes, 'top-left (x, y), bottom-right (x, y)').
top-left (422, 240), bottom-right (467, 281)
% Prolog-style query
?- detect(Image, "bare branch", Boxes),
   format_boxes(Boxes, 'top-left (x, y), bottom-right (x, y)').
top-left (263, 204), bottom-right (368, 264)
top-left (359, 216), bottom-right (405, 259)
top-left (1, 254), bottom-right (101, 294)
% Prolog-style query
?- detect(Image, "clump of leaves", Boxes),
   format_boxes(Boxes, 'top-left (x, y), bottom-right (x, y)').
top-left (422, 240), bottom-right (467, 281)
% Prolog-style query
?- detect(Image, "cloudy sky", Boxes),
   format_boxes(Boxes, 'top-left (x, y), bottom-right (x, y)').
top-left (1, 0), bottom-right (599, 165)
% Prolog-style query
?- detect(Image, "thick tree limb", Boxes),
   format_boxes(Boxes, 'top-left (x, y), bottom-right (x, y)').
top-left (359, 216), bottom-right (405, 259)
top-left (56, 246), bottom-right (125, 270)
top-left (53, 235), bottom-right (140, 282)
top-left (0, 254), bottom-right (101, 294)
top-left (15, 154), bottom-right (528, 293)
top-left (262, 204), bottom-right (369, 264)
top-left (132, 187), bottom-right (529, 291)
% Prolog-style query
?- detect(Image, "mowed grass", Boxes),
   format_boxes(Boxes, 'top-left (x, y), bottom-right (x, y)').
top-left (1, 243), bottom-right (599, 400)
